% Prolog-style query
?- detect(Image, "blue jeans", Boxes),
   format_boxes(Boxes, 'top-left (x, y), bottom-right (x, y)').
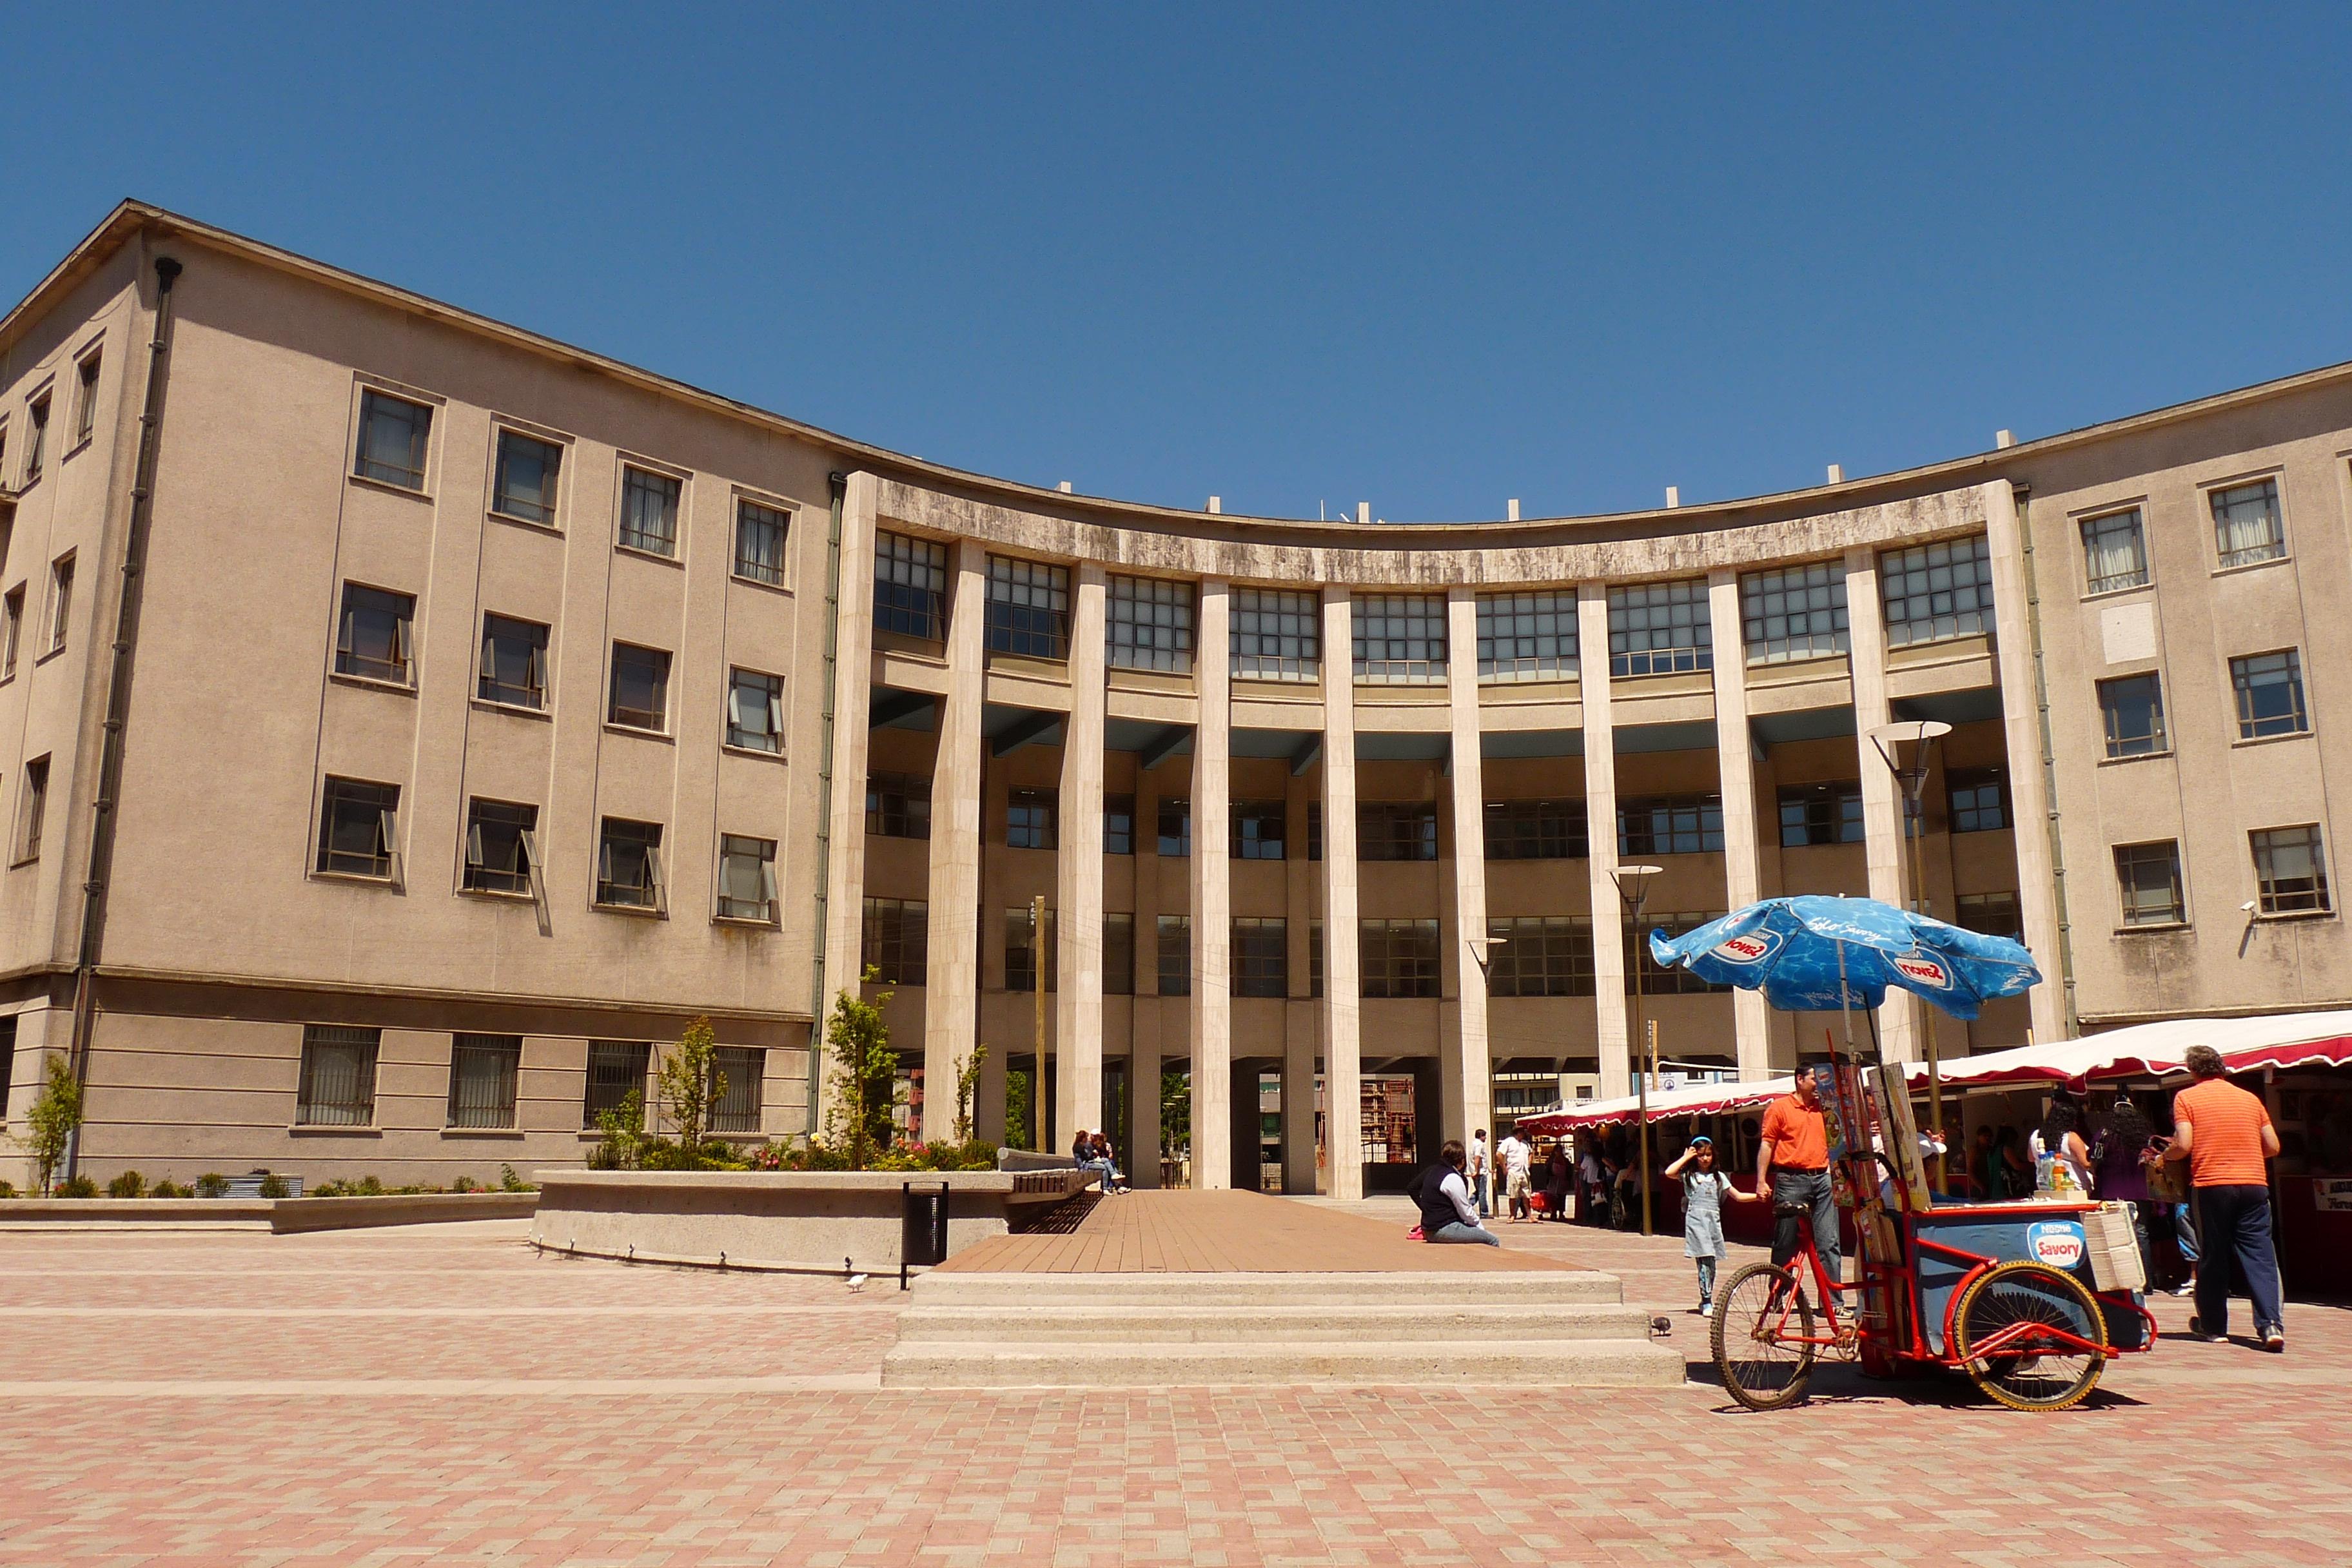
top-left (1080, 1158), bottom-right (1118, 1191)
top-left (2194, 1185), bottom-right (2284, 1337)
top-left (1696, 1255), bottom-right (1718, 1306)
top-left (1768, 1166), bottom-right (1841, 1289)
top-left (2172, 1201), bottom-right (2200, 1264)
top-left (1432, 1220), bottom-right (1501, 1247)
top-left (1473, 1173), bottom-right (1491, 1217)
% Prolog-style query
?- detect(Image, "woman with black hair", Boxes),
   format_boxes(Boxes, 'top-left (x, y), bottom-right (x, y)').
top-left (2093, 1093), bottom-right (2160, 1281)
top-left (2041, 1099), bottom-right (2095, 1195)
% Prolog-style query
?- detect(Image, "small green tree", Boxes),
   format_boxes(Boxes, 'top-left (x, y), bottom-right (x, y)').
top-left (954, 1042), bottom-right (988, 1142)
top-left (1003, 1069), bottom-right (1035, 1152)
top-left (22, 1056), bottom-right (84, 1196)
top-left (656, 1017), bottom-right (723, 1153)
top-left (824, 968), bottom-right (904, 1169)
top-left (1159, 1070), bottom-right (1191, 1160)
top-left (587, 1090), bottom-right (646, 1170)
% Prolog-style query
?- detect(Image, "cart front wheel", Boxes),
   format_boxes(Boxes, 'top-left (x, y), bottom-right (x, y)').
top-left (1711, 1261), bottom-right (1816, 1410)
top-left (1953, 1260), bottom-right (2108, 1412)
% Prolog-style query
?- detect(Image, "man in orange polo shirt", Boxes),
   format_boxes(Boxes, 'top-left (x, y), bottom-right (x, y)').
top-left (1758, 1067), bottom-right (1839, 1289)
top-left (2164, 1045), bottom-right (2284, 1352)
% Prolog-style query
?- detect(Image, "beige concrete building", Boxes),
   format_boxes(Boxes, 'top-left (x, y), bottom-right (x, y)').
top-left (3, 202), bottom-right (2349, 1193)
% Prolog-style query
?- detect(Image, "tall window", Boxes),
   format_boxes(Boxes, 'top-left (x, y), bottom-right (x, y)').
top-left (2098, 673), bottom-right (2166, 758)
top-left (608, 643), bottom-right (671, 731)
top-left (1484, 799), bottom-right (1586, 859)
top-left (315, 776), bottom-right (397, 878)
top-left (1358, 802), bottom-right (1438, 861)
top-left (866, 772), bottom-right (932, 839)
top-left (1230, 587), bottom-right (1319, 680)
top-left (73, 351), bottom-right (100, 444)
top-left (1156, 798), bottom-right (1191, 858)
top-left (0, 1015), bottom-right (16, 1121)
top-left (1103, 794), bottom-right (1135, 855)
top-left (491, 430), bottom-right (562, 525)
top-left (353, 389), bottom-right (429, 490)
top-left (2251, 825), bottom-right (2330, 915)
top-left (1157, 915), bottom-right (1190, 995)
top-left (1232, 917), bottom-right (1288, 998)
top-left (716, 835), bottom-right (778, 923)
top-left (1955, 892), bottom-right (2023, 941)
top-left (335, 583), bottom-right (414, 685)
top-left (1308, 803), bottom-right (1322, 861)
top-left (1, 587), bottom-right (21, 679)
top-left (1619, 794), bottom-right (1724, 856)
top-left (1005, 906), bottom-right (1057, 992)
top-left (1006, 788), bottom-right (1058, 850)
top-left (1476, 590), bottom-right (1578, 680)
top-left (595, 818), bottom-right (664, 910)
top-left (1777, 782), bottom-right (1863, 847)
top-left (23, 393), bottom-right (48, 485)
top-left (1485, 916), bottom-right (1595, 997)
top-left (2211, 478), bottom-right (2285, 568)
top-left (1102, 912), bottom-right (1135, 995)
top-left (2231, 651), bottom-right (2308, 740)
top-left (1351, 593), bottom-right (1447, 681)
top-left (479, 615), bottom-right (549, 709)
top-left (14, 756), bottom-right (44, 863)
top-left (874, 532), bottom-right (949, 640)
top-left (710, 1046), bottom-right (765, 1133)
top-left (985, 556), bottom-right (1070, 658)
top-left (1232, 799), bottom-right (1286, 860)
top-left (1607, 580), bottom-right (1712, 676)
top-left (861, 897), bottom-right (928, 984)
top-left (1948, 767), bottom-right (2008, 833)
top-left (46, 554), bottom-right (72, 655)
top-left (1360, 919), bottom-right (1440, 999)
top-left (583, 1041), bottom-right (651, 1127)
top-left (1309, 918), bottom-right (1325, 998)
top-left (1630, 913), bottom-right (1731, 995)
top-left (726, 669), bottom-right (785, 752)
top-left (447, 1034), bottom-right (523, 1129)
top-left (1107, 576), bottom-right (1194, 673)
top-left (295, 1026), bottom-right (380, 1127)
top-left (1881, 535), bottom-right (1992, 647)
top-left (461, 798), bottom-right (538, 895)
top-left (733, 499), bottom-right (789, 585)
top-left (2113, 841), bottom-right (2184, 926)
top-left (1740, 562), bottom-right (1847, 664)
top-left (2079, 509), bottom-right (2148, 594)
top-left (618, 466), bottom-right (681, 556)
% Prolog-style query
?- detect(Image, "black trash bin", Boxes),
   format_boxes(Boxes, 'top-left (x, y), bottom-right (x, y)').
top-left (901, 1181), bottom-right (950, 1288)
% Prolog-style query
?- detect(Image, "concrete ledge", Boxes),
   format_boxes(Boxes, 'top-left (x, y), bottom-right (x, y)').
top-left (0, 1193), bottom-right (538, 1233)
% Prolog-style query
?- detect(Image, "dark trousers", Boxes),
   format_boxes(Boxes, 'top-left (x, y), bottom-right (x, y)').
top-left (2193, 1184), bottom-right (2284, 1337)
top-left (1768, 1166), bottom-right (1841, 1288)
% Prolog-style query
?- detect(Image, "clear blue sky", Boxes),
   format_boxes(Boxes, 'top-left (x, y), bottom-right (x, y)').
top-left (8, 6), bottom-right (2350, 521)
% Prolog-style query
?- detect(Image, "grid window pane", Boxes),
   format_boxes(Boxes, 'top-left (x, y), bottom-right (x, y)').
top-left (1230, 588), bottom-right (1320, 680)
top-left (583, 1041), bottom-right (651, 1127)
top-left (2113, 841), bottom-right (2184, 926)
top-left (734, 499), bottom-right (789, 585)
top-left (1358, 802), bottom-right (1438, 861)
top-left (874, 532), bottom-right (950, 640)
top-left (1629, 912), bottom-right (1732, 994)
top-left (860, 897), bottom-right (929, 984)
top-left (609, 643), bottom-right (671, 730)
top-left (1157, 798), bottom-right (1191, 858)
top-left (1740, 562), bottom-right (1848, 665)
top-left (1777, 782), bottom-right (1863, 847)
top-left (865, 772), bottom-right (932, 839)
top-left (492, 431), bottom-right (562, 525)
top-left (1484, 799), bottom-right (1587, 859)
top-left (727, 669), bottom-right (785, 752)
top-left (2231, 650), bottom-right (2308, 740)
top-left (1007, 788), bottom-right (1058, 850)
top-left (1476, 591), bottom-right (1578, 680)
top-left (1157, 915), bottom-right (1191, 995)
top-left (1955, 892), bottom-right (2023, 941)
top-left (1485, 916), bottom-right (1594, 997)
top-left (1880, 534), bottom-right (1993, 647)
top-left (337, 583), bottom-right (415, 685)
top-left (1104, 794), bottom-right (1135, 856)
top-left (2211, 479), bottom-right (2285, 569)
top-left (1359, 918), bottom-right (1440, 999)
top-left (986, 556), bottom-right (1071, 658)
top-left (1618, 794), bottom-right (1725, 856)
top-left (2252, 825), bottom-right (2330, 914)
top-left (316, 776), bottom-right (398, 877)
top-left (618, 466), bottom-right (680, 556)
top-left (1232, 917), bottom-right (1288, 997)
top-left (1108, 576), bottom-right (1194, 673)
top-left (1308, 803), bottom-right (1322, 862)
top-left (1103, 913), bottom-right (1135, 995)
top-left (710, 1046), bottom-right (765, 1133)
top-left (1351, 593), bottom-right (1448, 682)
top-left (479, 614), bottom-right (549, 709)
top-left (2080, 509), bottom-right (2149, 594)
top-left (596, 818), bottom-right (663, 908)
top-left (716, 834), bottom-right (777, 922)
top-left (462, 798), bottom-right (537, 894)
top-left (1309, 918), bottom-right (1324, 998)
top-left (447, 1034), bottom-right (522, 1129)
top-left (355, 390), bottom-right (430, 489)
top-left (296, 1025), bottom-right (380, 1126)
top-left (1233, 799), bottom-right (1286, 861)
top-left (2099, 673), bottom-right (2166, 758)
top-left (1948, 767), bottom-right (2009, 833)
top-left (1607, 579), bottom-right (1713, 676)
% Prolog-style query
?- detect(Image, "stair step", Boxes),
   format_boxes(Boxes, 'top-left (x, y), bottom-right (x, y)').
top-left (880, 1337), bottom-right (1687, 1389)
top-left (914, 1269), bottom-right (1625, 1307)
top-left (897, 1302), bottom-right (1655, 1344)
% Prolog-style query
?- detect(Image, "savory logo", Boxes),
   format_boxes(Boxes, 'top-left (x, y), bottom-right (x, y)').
top-left (1710, 929), bottom-right (1780, 965)
top-left (2027, 1220), bottom-right (2086, 1270)
top-left (1891, 951), bottom-right (1952, 989)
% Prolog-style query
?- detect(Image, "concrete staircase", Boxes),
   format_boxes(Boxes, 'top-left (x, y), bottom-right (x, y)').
top-left (881, 1269), bottom-right (1686, 1388)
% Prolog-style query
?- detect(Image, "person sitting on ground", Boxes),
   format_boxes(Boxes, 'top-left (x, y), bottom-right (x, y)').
top-left (1414, 1139), bottom-right (1501, 1246)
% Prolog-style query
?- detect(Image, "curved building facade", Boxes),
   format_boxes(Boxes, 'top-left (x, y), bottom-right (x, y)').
top-left (3, 203), bottom-right (2348, 1193)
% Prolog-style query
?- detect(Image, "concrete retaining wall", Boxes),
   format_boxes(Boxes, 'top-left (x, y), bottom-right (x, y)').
top-left (0, 1193), bottom-right (538, 1231)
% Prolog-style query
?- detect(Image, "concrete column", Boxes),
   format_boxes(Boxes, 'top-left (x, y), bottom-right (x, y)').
top-left (1444, 589), bottom-right (1491, 1144)
top-left (1055, 566), bottom-right (1108, 1150)
top-left (1578, 586), bottom-right (1631, 1099)
top-left (1130, 1028), bottom-right (1162, 1189)
top-left (1281, 1012), bottom-right (1319, 1194)
top-left (1982, 482), bottom-right (2070, 1045)
top-left (1705, 569), bottom-right (1772, 1079)
top-left (817, 473), bottom-right (879, 1135)
top-left (1320, 590), bottom-right (1365, 1200)
top-left (1843, 547), bottom-right (1921, 1063)
top-left (1188, 581), bottom-right (1233, 1189)
top-left (922, 540), bottom-right (987, 1139)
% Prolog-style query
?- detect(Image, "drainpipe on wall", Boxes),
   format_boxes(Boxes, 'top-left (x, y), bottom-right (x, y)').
top-left (804, 471), bottom-right (850, 1139)
top-left (61, 252), bottom-right (183, 1181)
top-left (2014, 480), bottom-right (2081, 1037)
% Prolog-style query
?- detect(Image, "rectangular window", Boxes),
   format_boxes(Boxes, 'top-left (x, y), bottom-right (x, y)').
top-left (1308, 802), bottom-right (1323, 862)
top-left (2211, 478), bottom-right (2286, 568)
top-left (874, 531), bottom-right (949, 640)
top-left (583, 1041), bottom-right (652, 1127)
top-left (1157, 798), bottom-right (1191, 858)
top-left (608, 643), bottom-right (671, 731)
top-left (1607, 578), bottom-right (1712, 676)
top-left (1484, 799), bottom-right (1587, 860)
top-left (295, 1025), bottom-right (380, 1127)
top-left (1476, 590), bottom-right (1578, 680)
top-left (1230, 587), bottom-right (1320, 681)
top-left (1157, 914), bottom-right (1191, 995)
top-left (1, 587), bottom-right (21, 679)
top-left (1485, 916), bottom-right (1594, 997)
top-left (2231, 650), bottom-right (2308, 740)
top-left (618, 466), bottom-right (681, 556)
top-left (1103, 794), bottom-right (1135, 856)
top-left (0, 1015), bottom-right (13, 1122)
top-left (353, 389), bottom-right (430, 490)
top-left (46, 554), bottom-right (72, 655)
top-left (865, 772), bottom-right (932, 839)
top-left (478, 614), bottom-right (550, 709)
top-left (1629, 912), bottom-right (1731, 995)
top-left (2080, 509), bottom-right (2149, 594)
top-left (726, 668), bottom-right (785, 752)
top-left (335, 583), bottom-right (415, 685)
top-left (1947, 767), bottom-right (2009, 833)
top-left (1005, 906), bottom-right (1057, 992)
top-left (1351, 593), bottom-right (1447, 681)
top-left (1107, 576), bottom-right (1194, 673)
top-left (461, 798), bottom-right (538, 895)
top-left (733, 498), bottom-right (789, 585)
top-left (74, 352), bottom-right (100, 444)
top-left (1232, 799), bottom-right (1287, 860)
top-left (595, 818), bottom-right (664, 910)
top-left (1777, 782), bottom-right (1864, 848)
top-left (1955, 892), bottom-right (2024, 942)
top-left (23, 393), bottom-right (48, 485)
top-left (985, 556), bottom-right (1071, 658)
top-left (14, 756), bottom-right (45, 863)
top-left (1881, 534), bottom-right (1993, 647)
top-left (1740, 562), bottom-right (1848, 665)
top-left (710, 1046), bottom-right (765, 1133)
top-left (716, 834), bottom-right (779, 923)
top-left (315, 775), bottom-right (397, 878)
top-left (1006, 787), bottom-right (1058, 850)
top-left (2113, 841), bottom-right (2185, 926)
top-left (447, 1034), bottom-right (522, 1130)
top-left (1360, 918), bottom-right (1440, 999)
top-left (1309, 917), bottom-right (1325, 998)
top-left (860, 897), bottom-right (928, 985)
top-left (1618, 794), bottom-right (1725, 856)
top-left (2098, 672), bottom-right (2166, 758)
top-left (491, 430), bottom-right (562, 525)
top-left (2251, 825), bottom-right (2330, 915)
top-left (1103, 912), bottom-right (1135, 995)
top-left (1358, 802), bottom-right (1438, 861)
top-left (1232, 917), bottom-right (1288, 998)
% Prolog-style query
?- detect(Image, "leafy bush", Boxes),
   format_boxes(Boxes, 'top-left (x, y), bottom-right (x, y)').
top-left (451, 1175), bottom-right (480, 1193)
top-left (54, 1174), bottom-right (101, 1198)
top-left (256, 1174), bottom-right (291, 1199)
top-left (150, 1180), bottom-right (188, 1198)
top-left (23, 1057), bottom-right (84, 1193)
top-left (587, 1090), bottom-right (646, 1170)
top-left (745, 1137), bottom-right (995, 1173)
top-left (195, 1173), bottom-right (228, 1198)
top-left (0, 1180), bottom-right (17, 1198)
top-left (358, 1174), bottom-right (384, 1197)
top-left (498, 1163), bottom-right (531, 1193)
top-left (106, 1170), bottom-right (147, 1199)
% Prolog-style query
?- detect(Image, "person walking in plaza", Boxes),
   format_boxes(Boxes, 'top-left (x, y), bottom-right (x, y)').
top-left (1414, 1139), bottom-right (1501, 1246)
top-left (2162, 1046), bottom-right (2285, 1351)
top-left (1469, 1127), bottom-right (1492, 1219)
top-left (1576, 1132), bottom-right (1609, 1225)
top-left (1665, 1135), bottom-right (1756, 1314)
top-left (1757, 1069), bottom-right (1840, 1289)
top-left (1496, 1124), bottom-right (1533, 1222)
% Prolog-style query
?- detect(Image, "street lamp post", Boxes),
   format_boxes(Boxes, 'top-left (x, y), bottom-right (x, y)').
top-left (1867, 719), bottom-right (1954, 1193)
top-left (1612, 863), bottom-right (1664, 1237)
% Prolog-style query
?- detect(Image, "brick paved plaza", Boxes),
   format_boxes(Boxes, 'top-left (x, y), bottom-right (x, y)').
top-left (1, 1209), bottom-right (2342, 1567)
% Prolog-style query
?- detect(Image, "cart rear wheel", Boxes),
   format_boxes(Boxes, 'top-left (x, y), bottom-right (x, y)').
top-left (1953, 1260), bottom-right (2108, 1412)
top-left (1711, 1262), bottom-right (1816, 1410)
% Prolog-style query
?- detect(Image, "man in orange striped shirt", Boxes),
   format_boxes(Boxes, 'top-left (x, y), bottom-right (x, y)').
top-left (2163, 1045), bottom-right (2284, 1352)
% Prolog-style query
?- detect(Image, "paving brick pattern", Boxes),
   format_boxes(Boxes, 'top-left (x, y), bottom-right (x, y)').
top-left (2, 1209), bottom-right (2344, 1565)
